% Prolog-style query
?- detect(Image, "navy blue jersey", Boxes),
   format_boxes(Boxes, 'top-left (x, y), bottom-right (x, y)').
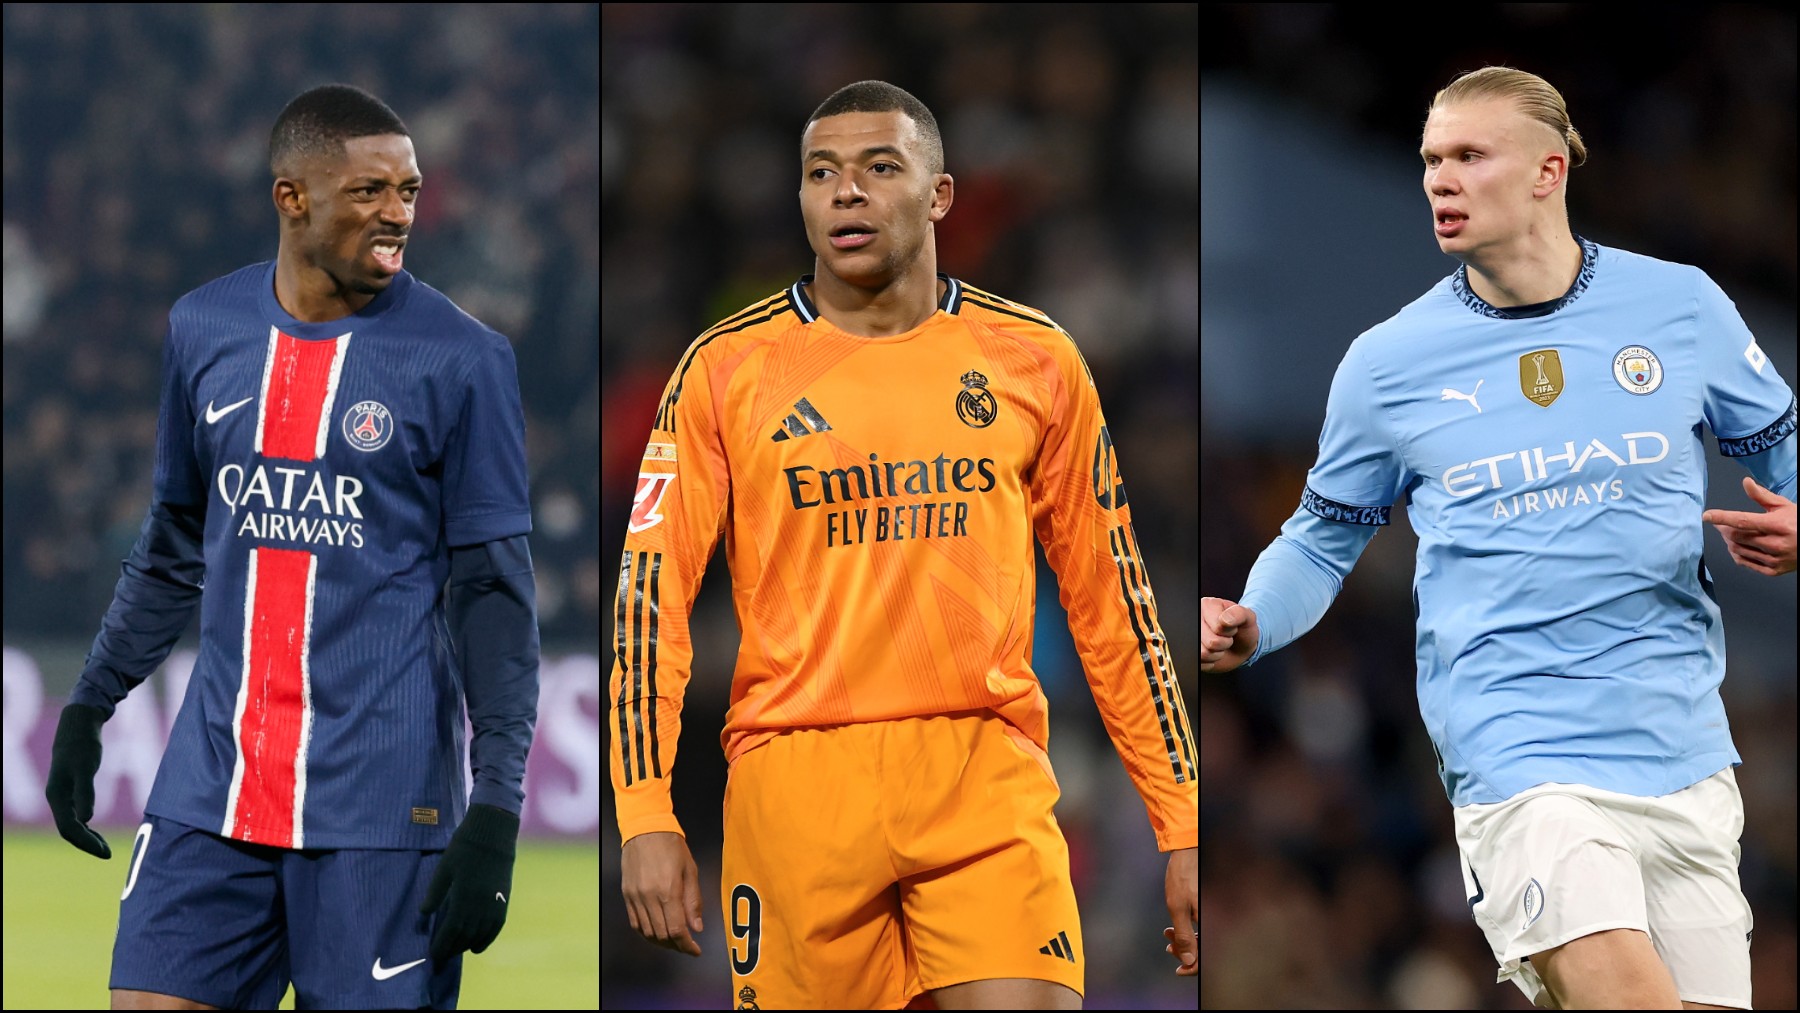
top-left (142, 262), bottom-right (532, 849)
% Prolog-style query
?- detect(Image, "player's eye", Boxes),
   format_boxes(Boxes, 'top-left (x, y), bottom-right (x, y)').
top-left (870, 163), bottom-right (895, 174)
top-left (809, 168), bottom-right (830, 180)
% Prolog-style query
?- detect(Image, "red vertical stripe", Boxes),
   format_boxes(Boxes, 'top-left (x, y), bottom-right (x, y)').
top-left (261, 332), bottom-right (340, 461)
top-left (236, 546), bottom-right (311, 844)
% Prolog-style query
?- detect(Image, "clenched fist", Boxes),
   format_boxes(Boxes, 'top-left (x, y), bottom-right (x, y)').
top-left (1201, 597), bottom-right (1259, 673)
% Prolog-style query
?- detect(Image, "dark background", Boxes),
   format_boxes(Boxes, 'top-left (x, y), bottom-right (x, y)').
top-left (1201, 5), bottom-right (1796, 1009)
top-left (602, 4), bottom-right (1200, 1009)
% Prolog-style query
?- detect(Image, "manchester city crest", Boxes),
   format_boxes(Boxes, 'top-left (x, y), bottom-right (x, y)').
top-left (1612, 345), bottom-right (1663, 396)
top-left (956, 369), bottom-right (997, 429)
top-left (342, 400), bottom-right (394, 451)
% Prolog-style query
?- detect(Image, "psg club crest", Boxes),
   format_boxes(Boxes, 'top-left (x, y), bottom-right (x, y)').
top-left (341, 400), bottom-right (393, 451)
top-left (956, 369), bottom-right (998, 429)
top-left (1518, 348), bottom-right (1563, 408)
top-left (1612, 345), bottom-right (1664, 396)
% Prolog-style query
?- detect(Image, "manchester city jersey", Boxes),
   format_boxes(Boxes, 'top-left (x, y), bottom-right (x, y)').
top-left (1269, 236), bottom-right (1796, 806)
top-left (142, 262), bottom-right (532, 848)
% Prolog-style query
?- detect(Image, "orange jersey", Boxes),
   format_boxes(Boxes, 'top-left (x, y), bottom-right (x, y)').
top-left (610, 274), bottom-right (1196, 851)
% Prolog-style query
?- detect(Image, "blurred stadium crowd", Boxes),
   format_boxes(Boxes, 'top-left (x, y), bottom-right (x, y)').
top-left (602, 5), bottom-right (1198, 1008)
top-left (2, 5), bottom-right (600, 648)
top-left (1203, 7), bottom-right (1797, 1010)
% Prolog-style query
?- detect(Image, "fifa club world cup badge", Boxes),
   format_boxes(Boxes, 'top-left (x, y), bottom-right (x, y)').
top-left (1612, 345), bottom-right (1664, 396)
top-left (342, 400), bottom-right (394, 451)
top-left (956, 369), bottom-right (998, 429)
top-left (1519, 348), bottom-right (1564, 407)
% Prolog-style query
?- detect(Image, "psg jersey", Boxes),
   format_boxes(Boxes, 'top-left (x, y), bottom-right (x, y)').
top-left (140, 262), bottom-right (531, 849)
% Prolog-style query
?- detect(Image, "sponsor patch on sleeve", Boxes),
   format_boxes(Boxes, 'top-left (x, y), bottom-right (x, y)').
top-left (630, 473), bottom-right (674, 532)
top-left (643, 442), bottom-right (677, 462)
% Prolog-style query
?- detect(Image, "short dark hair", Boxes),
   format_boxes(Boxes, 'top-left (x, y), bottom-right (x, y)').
top-left (804, 80), bottom-right (944, 175)
top-left (269, 84), bottom-right (409, 178)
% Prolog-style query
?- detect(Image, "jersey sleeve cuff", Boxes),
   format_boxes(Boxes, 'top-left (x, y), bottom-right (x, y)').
top-left (1717, 396), bottom-right (1797, 457)
top-left (1301, 486), bottom-right (1391, 526)
top-left (446, 510), bottom-right (534, 547)
top-left (617, 813), bottom-right (686, 847)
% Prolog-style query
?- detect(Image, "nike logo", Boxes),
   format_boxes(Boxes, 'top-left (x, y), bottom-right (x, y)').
top-left (371, 957), bottom-right (428, 981)
top-left (1440, 379), bottom-right (1484, 414)
top-left (204, 396), bottom-right (255, 424)
top-left (496, 891), bottom-right (507, 904)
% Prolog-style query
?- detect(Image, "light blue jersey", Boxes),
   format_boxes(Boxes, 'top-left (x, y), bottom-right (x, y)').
top-left (1240, 236), bottom-right (1797, 806)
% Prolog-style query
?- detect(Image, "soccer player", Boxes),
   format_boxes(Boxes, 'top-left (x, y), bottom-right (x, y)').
top-left (40, 84), bottom-right (539, 1010)
top-left (1202, 67), bottom-right (1795, 1010)
top-left (610, 80), bottom-right (1197, 1010)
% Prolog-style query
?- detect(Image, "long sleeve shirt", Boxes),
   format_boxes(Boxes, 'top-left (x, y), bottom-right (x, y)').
top-left (610, 274), bottom-right (1197, 851)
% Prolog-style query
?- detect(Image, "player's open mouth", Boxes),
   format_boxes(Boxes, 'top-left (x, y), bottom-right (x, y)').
top-left (370, 237), bottom-right (405, 273)
top-left (829, 222), bottom-right (877, 249)
top-left (1435, 212), bottom-right (1468, 238)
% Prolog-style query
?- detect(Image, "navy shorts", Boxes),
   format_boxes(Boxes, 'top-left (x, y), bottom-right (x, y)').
top-left (110, 814), bottom-right (460, 1009)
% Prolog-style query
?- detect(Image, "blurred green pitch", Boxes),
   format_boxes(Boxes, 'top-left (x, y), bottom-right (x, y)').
top-left (3, 829), bottom-right (597, 1010)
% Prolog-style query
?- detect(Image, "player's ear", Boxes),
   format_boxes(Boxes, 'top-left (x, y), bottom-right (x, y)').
top-left (928, 172), bottom-right (954, 223)
top-left (272, 177), bottom-right (307, 221)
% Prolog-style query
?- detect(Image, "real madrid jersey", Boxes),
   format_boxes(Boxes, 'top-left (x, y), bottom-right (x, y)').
top-left (608, 274), bottom-right (1197, 853)
top-left (98, 261), bottom-right (533, 849)
top-left (1239, 236), bottom-right (1797, 806)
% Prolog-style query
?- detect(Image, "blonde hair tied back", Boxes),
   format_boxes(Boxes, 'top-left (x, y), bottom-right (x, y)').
top-left (1429, 66), bottom-right (1587, 169)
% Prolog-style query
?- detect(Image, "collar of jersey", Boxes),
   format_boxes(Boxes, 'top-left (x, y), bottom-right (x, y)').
top-left (1451, 233), bottom-right (1598, 320)
top-left (258, 260), bottom-right (412, 335)
top-left (788, 272), bottom-right (963, 328)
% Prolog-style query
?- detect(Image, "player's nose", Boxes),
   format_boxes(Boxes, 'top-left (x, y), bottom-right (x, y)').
top-left (377, 192), bottom-right (413, 225)
top-left (832, 178), bottom-right (867, 206)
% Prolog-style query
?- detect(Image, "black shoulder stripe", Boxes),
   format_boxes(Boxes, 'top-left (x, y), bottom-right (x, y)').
top-left (962, 295), bottom-right (1066, 333)
top-left (1302, 486), bottom-right (1391, 526)
top-left (704, 292), bottom-right (790, 337)
top-left (962, 294), bottom-right (1092, 386)
top-left (656, 297), bottom-right (794, 431)
top-left (1718, 396), bottom-right (1797, 458)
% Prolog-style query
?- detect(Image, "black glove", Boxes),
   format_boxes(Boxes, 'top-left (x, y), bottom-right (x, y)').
top-left (44, 703), bottom-right (113, 859)
top-left (420, 803), bottom-right (520, 961)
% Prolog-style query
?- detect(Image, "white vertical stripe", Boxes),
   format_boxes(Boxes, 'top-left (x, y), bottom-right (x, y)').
top-left (253, 326), bottom-right (281, 456)
top-left (223, 547), bottom-right (258, 839)
top-left (291, 553), bottom-right (317, 848)
top-left (790, 281), bottom-right (814, 323)
top-left (313, 332), bottom-right (353, 459)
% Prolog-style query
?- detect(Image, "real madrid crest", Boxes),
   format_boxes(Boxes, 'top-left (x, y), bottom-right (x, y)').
top-left (1612, 345), bottom-right (1663, 395)
top-left (956, 369), bottom-right (997, 428)
top-left (1519, 348), bottom-right (1564, 407)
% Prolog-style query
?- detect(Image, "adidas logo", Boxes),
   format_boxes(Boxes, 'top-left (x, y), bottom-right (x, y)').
top-left (1038, 930), bottom-right (1076, 963)
top-left (769, 397), bottom-right (834, 442)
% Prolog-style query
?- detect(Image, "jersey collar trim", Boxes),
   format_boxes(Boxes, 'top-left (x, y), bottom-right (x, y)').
top-left (790, 273), bottom-right (961, 324)
top-left (1451, 233), bottom-right (1598, 320)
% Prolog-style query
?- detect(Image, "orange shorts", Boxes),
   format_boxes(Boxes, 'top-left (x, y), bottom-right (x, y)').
top-left (720, 709), bottom-right (1084, 1010)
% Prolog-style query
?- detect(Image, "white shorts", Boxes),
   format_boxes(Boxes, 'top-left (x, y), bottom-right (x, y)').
top-left (1453, 766), bottom-right (1753, 1009)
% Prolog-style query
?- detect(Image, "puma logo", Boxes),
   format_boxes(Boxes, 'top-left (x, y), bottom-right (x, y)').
top-left (1441, 379), bottom-right (1484, 414)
